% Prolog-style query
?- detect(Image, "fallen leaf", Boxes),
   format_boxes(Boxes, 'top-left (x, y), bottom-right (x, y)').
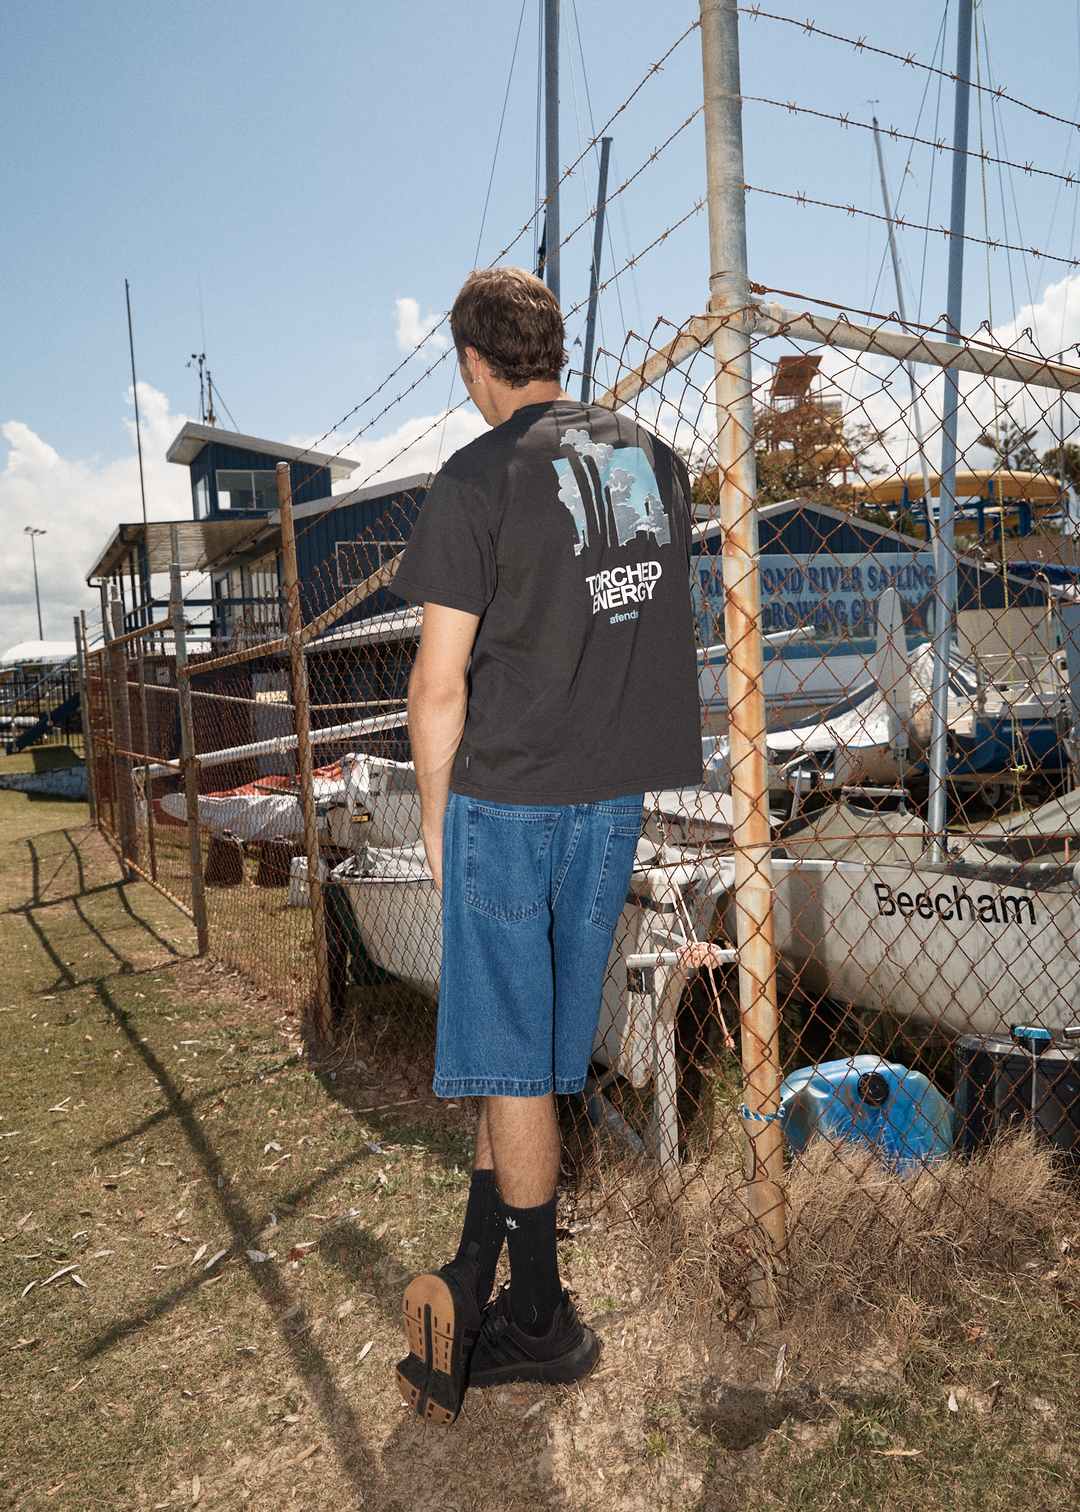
top-left (282, 1413), bottom-right (300, 1424)
top-left (871, 1449), bottom-right (922, 1458)
top-left (190, 1244), bottom-right (208, 1265)
top-left (65, 1377), bottom-right (86, 1393)
top-left (336, 1300), bottom-right (354, 1321)
top-left (773, 1342), bottom-right (787, 1392)
top-left (192, 1473), bottom-right (201, 1504)
top-left (203, 1249), bottom-right (228, 1272)
top-left (372, 1221), bottom-right (389, 1241)
top-left (285, 1443), bottom-right (322, 1467)
top-left (46, 1474), bottom-right (77, 1497)
top-left (947, 1391), bottom-right (959, 1413)
top-left (962, 1324), bottom-right (982, 1345)
top-left (41, 1265), bottom-right (79, 1288)
top-left (246, 1250), bottom-right (269, 1263)
top-left (20, 1281), bottom-right (38, 1299)
top-left (11, 1337), bottom-right (40, 1351)
top-left (358, 1341), bottom-right (374, 1362)
top-left (71, 1274), bottom-right (86, 1289)
top-left (263, 1142), bottom-right (282, 1155)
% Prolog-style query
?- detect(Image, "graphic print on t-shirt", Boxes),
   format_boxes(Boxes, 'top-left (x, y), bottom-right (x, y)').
top-left (553, 428), bottom-right (670, 557)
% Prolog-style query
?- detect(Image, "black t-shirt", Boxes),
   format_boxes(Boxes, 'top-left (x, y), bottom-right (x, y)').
top-left (391, 399), bottom-right (702, 804)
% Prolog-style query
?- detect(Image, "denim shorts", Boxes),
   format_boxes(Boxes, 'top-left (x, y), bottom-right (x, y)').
top-left (434, 791), bottom-right (644, 1099)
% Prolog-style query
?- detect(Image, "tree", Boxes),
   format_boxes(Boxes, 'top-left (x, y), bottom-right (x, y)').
top-left (689, 402), bottom-right (890, 511)
top-left (975, 420), bottom-right (1041, 473)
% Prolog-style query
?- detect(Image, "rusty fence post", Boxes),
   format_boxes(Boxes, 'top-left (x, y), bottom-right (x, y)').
top-left (135, 637), bottom-right (158, 883)
top-left (700, 0), bottom-right (787, 1309)
top-left (74, 613), bottom-right (97, 825)
top-left (170, 528), bottom-right (210, 955)
top-left (109, 594), bottom-right (140, 877)
top-left (277, 462), bottom-right (334, 1050)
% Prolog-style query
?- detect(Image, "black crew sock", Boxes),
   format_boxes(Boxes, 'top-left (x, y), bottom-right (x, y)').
top-left (500, 1194), bottom-right (562, 1336)
top-left (453, 1168), bottom-right (504, 1307)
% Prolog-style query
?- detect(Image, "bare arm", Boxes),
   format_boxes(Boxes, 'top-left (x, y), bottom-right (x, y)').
top-left (407, 603), bottom-right (480, 891)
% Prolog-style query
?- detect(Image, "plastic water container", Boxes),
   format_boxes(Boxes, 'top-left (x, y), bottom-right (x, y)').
top-left (779, 1055), bottom-right (955, 1171)
top-left (288, 855), bottom-right (328, 907)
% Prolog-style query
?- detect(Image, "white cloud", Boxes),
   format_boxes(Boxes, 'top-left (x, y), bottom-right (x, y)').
top-left (304, 406), bottom-right (488, 494)
top-left (0, 384), bottom-right (191, 651)
top-left (992, 274), bottom-right (1080, 361)
top-left (394, 297), bottom-right (449, 356)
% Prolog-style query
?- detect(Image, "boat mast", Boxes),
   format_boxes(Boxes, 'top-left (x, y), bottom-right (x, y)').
top-left (927, 0), bottom-right (974, 857)
top-left (580, 136), bottom-right (612, 402)
top-left (543, 0), bottom-right (560, 304)
top-left (871, 117), bottom-right (933, 503)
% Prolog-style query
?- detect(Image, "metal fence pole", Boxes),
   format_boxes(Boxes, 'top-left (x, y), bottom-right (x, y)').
top-left (700, 0), bottom-right (787, 1306)
top-left (927, 0), bottom-right (974, 856)
top-left (100, 585), bottom-right (125, 863)
top-left (170, 529), bottom-right (210, 955)
top-left (74, 613), bottom-right (97, 824)
top-left (135, 638), bottom-right (158, 883)
top-left (110, 594), bottom-right (140, 876)
top-left (277, 462), bottom-right (334, 1049)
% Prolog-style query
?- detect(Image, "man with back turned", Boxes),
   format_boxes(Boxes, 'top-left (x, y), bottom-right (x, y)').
top-left (389, 265), bottom-right (701, 1423)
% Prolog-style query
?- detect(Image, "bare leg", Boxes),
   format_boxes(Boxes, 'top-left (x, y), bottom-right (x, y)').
top-left (482, 1094), bottom-right (560, 1208)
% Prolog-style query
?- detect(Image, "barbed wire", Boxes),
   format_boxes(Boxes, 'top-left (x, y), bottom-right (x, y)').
top-left (742, 7), bottom-right (1080, 136)
top-left (744, 182), bottom-right (1080, 269)
top-left (743, 95), bottom-right (1079, 189)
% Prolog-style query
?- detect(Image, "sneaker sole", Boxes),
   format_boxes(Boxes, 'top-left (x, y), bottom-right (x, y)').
top-left (396, 1273), bottom-right (468, 1425)
top-left (468, 1327), bottom-right (601, 1390)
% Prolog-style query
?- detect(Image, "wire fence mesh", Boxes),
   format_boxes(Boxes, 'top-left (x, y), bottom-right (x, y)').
top-left (82, 295), bottom-right (1080, 1308)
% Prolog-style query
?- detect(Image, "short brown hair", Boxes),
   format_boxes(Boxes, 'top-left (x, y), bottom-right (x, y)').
top-left (450, 267), bottom-right (567, 387)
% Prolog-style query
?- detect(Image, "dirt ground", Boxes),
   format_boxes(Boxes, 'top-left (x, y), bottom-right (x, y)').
top-left (2, 786), bottom-right (1078, 1511)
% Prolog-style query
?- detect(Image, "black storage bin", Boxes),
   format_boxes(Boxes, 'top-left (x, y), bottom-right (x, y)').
top-left (954, 1031), bottom-right (1080, 1168)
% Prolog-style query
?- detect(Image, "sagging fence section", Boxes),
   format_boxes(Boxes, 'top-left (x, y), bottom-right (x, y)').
top-left (82, 295), bottom-right (1080, 1314)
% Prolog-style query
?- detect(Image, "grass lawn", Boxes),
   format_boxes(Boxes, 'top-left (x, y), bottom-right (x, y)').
top-left (1, 774), bottom-right (1078, 1510)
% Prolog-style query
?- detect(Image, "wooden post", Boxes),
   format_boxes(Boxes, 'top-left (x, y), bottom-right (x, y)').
top-left (170, 528), bottom-right (210, 955)
top-left (277, 462), bottom-right (334, 1049)
top-left (74, 614), bottom-right (97, 825)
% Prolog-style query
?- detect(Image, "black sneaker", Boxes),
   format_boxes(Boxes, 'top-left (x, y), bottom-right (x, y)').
top-left (396, 1259), bottom-right (481, 1426)
top-left (468, 1285), bottom-right (600, 1390)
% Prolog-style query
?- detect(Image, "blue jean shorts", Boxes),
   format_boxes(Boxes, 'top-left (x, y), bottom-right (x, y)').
top-left (434, 792), bottom-right (644, 1099)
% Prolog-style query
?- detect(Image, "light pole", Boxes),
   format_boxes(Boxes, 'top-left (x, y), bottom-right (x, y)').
top-left (25, 527), bottom-right (45, 641)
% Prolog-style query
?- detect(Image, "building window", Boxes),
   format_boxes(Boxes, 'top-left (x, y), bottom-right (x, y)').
top-left (194, 474), bottom-right (209, 519)
top-left (336, 537), bottom-right (406, 590)
top-left (216, 469), bottom-right (279, 511)
top-left (212, 571), bottom-right (236, 642)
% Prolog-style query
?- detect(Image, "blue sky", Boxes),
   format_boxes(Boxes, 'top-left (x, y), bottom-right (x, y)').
top-left (2, 0), bottom-right (1079, 645)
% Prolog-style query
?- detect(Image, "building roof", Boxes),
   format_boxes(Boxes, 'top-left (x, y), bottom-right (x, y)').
top-left (1, 640), bottom-right (77, 666)
top-left (270, 472), bottom-right (430, 525)
top-left (165, 421), bottom-right (359, 482)
top-left (85, 519), bottom-right (279, 582)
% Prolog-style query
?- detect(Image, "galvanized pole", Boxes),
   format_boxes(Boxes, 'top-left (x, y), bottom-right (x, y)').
top-left (170, 527), bottom-right (210, 955)
top-left (699, 0), bottom-right (786, 1305)
top-left (927, 0), bottom-right (973, 856)
top-left (580, 136), bottom-right (612, 403)
top-left (872, 117), bottom-right (932, 504)
top-left (277, 463), bottom-right (334, 1050)
top-left (74, 613), bottom-right (97, 824)
top-left (543, 0), bottom-right (560, 303)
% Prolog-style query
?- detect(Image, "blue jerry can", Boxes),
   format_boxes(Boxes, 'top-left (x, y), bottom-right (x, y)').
top-left (779, 1055), bottom-right (955, 1171)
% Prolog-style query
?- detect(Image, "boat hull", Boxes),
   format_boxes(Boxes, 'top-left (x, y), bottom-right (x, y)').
top-left (768, 857), bottom-right (1080, 1038)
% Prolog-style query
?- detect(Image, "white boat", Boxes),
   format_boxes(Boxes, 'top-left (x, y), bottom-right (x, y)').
top-left (761, 853), bottom-right (1080, 1041)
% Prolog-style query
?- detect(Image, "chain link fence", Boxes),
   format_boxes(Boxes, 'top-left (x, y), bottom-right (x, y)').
top-left (81, 296), bottom-right (1080, 1310)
